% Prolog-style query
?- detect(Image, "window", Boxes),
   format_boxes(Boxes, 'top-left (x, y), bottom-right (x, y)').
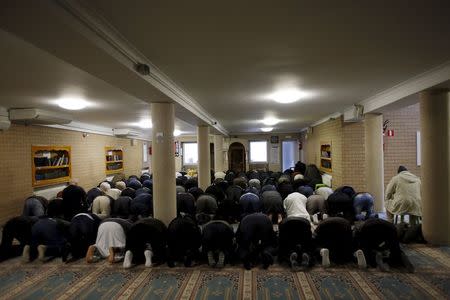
top-left (143, 142), bottom-right (148, 163)
top-left (183, 142), bottom-right (198, 165)
top-left (249, 141), bottom-right (268, 163)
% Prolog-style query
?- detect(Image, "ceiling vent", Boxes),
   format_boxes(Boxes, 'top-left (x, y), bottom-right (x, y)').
top-left (113, 128), bottom-right (141, 137)
top-left (9, 108), bottom-right (72, 125)
top-left (343, 105), bottom-right (364, 122)
top-left (0, 107), bottom-right (11, 131)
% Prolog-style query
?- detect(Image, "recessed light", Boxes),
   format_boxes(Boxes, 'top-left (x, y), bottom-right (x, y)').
top-left (173, 129), bottom-right (181, 136)
top-left (57, 97), bottom-right (88, 110)
top-left (263, 117), bottom-right (279, 126)
top-left (261, 127), bottom-right (273, 132)
top-left (271, 88), bottom-right (305, 104)
top-left (138, 119), bottom-right (152, 129)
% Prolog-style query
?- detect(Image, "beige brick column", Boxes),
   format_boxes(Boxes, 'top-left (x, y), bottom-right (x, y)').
top-left (364, 113), bottom-right (385, 212)
top-left (420, 89), bottom-right (450, 245)
top-left (151, 103), bottom-right (176, 225)
top-left (197, 125), bottom-right (211, 190)
top-left (214, 135), bottom-right (224, 173)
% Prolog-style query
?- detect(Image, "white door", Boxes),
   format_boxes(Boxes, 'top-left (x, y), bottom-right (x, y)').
top-left (282, 140), bottom-right (299, 171)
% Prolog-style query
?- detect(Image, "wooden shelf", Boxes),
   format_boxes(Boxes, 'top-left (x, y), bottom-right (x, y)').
top-left (320, 157), bottom-right (331, 161)
top-left (105, 147), bottom-right (124, 174)
top-left (320, 142), bottom-right (332, 173)
top-left (35, 165), bottom-right (70, 170)
top-left (32, 145), bottom-right (71, 187)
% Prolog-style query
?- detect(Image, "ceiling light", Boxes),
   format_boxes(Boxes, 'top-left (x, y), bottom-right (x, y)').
top-left (138, 119), bottom-right (152, 129)
top-left (263, 117), bottom-right (279, 126)
top-left (261, 127), bottom-right (273, 132)
top-left (271, 88), bottom-right (305, 104)
top-left (173, 129), bottom-right (181, 137)
top-left (57, 97), bottom-right (88, 110)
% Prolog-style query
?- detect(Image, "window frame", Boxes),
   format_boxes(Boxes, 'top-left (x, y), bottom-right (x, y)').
top-left (182, 142), bottom-right (198, 166)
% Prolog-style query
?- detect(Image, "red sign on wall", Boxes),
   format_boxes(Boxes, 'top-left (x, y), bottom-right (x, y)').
top-left (387, 130), bottom-right (394, 137)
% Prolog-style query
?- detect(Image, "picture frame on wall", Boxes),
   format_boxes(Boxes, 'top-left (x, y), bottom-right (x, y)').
top-left (270, 136), bottom-right (279, 144)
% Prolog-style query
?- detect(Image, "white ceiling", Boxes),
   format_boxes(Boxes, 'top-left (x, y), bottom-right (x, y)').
top-left (85, 0), bottom-right (450, 133)
top-left (0, 29), bottom-right (196, 137)
top-left (1, 0), bottom-right (449, 136)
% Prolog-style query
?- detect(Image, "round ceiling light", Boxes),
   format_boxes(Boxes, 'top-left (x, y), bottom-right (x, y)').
top-left (262, 117), bottom-right (279, 126)
top-left (138, 119), bottom-right (152, 129)
top-left (173, 129), bottom-right (181, 136)
top-left (57, 97), bottom-right (88, 110)
top-left (261, 127), bottom-right (273, 132)
top-left (271, 88), bottom-right (305, 104)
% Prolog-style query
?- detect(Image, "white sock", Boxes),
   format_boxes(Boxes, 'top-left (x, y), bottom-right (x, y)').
top-left (320, 248), bottom-right (330, 267)
top-left (123, 250), bottom-right (133, 268)
top-left (355, 250), bottom-right (367, 268)
top-left (144, 250), bottom-right (153, 267)
top-left (322, 214), bottom-right (329, 220)
top-left (312, 214), bottom-right (319, 224)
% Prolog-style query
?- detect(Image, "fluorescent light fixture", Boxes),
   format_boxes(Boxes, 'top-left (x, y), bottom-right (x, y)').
top-left (261, 127), bottom-right (273, 132)
top-left (57, 97), bottom-right (88, 110)
top-left (262, 117), bottom-right (279, 126)
top-left (138, 119), bottom-right (152, 129)
top-left (271, 88), bottom-right (306, 104)
top-left (173, 129), bottom-right (181, 136)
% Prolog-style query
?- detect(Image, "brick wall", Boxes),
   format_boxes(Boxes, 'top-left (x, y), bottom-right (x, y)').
top-left (342, 121), bottom-right (366, 191)
top-left (0, 124), bottom-right (148, 224)
top-left (304, 117), bottom-right (343, 188)
top-left (383, 103), bottom-right (421, 186)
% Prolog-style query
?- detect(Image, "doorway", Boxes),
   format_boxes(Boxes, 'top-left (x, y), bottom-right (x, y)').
top-left (282, 140), bottom-right (299, 172)
top-left (228, 142), bottom-right (246, 173)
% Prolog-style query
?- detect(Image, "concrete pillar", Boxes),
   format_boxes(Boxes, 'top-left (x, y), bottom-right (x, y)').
top-left (151, 103), bottom-right (176, 225)
top-left (364, 113), bottom-right (385, 212)
top-left (197, 125), bottom-right (211, 190)
top-left (420, 89), bottom-right (450, 245)
top-left (214, 135), bottom-right (224, 172)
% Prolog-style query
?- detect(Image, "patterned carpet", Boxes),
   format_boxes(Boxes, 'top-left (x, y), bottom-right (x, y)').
top-left (0, 245), bottom-right (448, 300)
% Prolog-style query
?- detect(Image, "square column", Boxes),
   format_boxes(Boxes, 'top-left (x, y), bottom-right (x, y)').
top-left (151, 103), bottom-right (176, 225)
top-left (420, 90), bottom-right (450, 245)
top-left (197, 125), bottom-right (211, 190)
top-left (214, 135), bottom-right (224, 172)
top-left (364, 113), bottom-right (385, 212)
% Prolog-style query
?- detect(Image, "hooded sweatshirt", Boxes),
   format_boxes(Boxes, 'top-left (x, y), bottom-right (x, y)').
top-left (385, 171), bottom-right (422, 216)
top-left (283, 192), bottom-right (310, 220)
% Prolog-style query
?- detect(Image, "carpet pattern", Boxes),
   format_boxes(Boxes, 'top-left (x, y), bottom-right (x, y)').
top-left (0, 245), bottom-right (448, 300)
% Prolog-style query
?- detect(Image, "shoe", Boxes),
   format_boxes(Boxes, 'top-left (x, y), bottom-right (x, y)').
top-left (108, 247), bottom-right (115, 264)
top-left (375, 252), bottom-right (390, 272)
top-left (301, 253), bottom-right (311, 268)
top-left (290, 252), bottom-right (299, 269)
top-left (37, 245), bottom-right (47, 262)
top-left (320, 248), bottom-right (330, 267)
top-left (123, 250), bottom-right (133, 269)
top-left (355, 250), bottom-right (367, 269)
top-left (207, 251), bottom-right (216, 267)
top-left (22, 245), bottom-right (30, 263)
top-left (144, 250), bottom-right (153, 268)
top-left (217, 251), bottom-right (225, 268)
top-left (86, 245), bottom-right (96, 263)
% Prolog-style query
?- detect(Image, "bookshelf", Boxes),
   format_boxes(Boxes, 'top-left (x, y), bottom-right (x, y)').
top-left (105, 147), bottom-right (124, 175)
top-left (32, 145), bottom-right (71, 187)
top-left (320, 142), bottom-right (332, 173)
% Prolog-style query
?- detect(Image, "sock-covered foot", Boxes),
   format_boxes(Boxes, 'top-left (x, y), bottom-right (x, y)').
top-left (217, 251), bottom-right (225, 268)
top-left (123, 250), bottom-right (133, 269)
top-left (61, 243), bottom-right (71, 263)
top-left (22, 245), bottom-right (30, 263)
top-left (144, 250), bottom-right (153, 268)
top-left (244, 260), bottom-right (252, 270)
top-left (290, 252), bottom-right (299, 270)
top-left (355, 250), bottom-right (367, 269)
top-left (37, 245), bottom-right (47, 262)
top-left (261, 251), bottom-right (273, 269)
top-left (301, 253), bottom-right (311, 268)
top-left (207, 251), bottom-right (216, 267)
top-left (375, 252), bottom-right (390, 272)
top-left (320, 248), bottom-right (330, 267)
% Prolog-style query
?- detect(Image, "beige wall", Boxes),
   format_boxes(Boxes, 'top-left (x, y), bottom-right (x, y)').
top-left (383, 103), bottom-right (421, 185)
top-left (0, 124), bottom-right (148, 224)
top-left (342, 121), bottom-right (366, 191)
top-left (303, 117), bottom-right (343, 188)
